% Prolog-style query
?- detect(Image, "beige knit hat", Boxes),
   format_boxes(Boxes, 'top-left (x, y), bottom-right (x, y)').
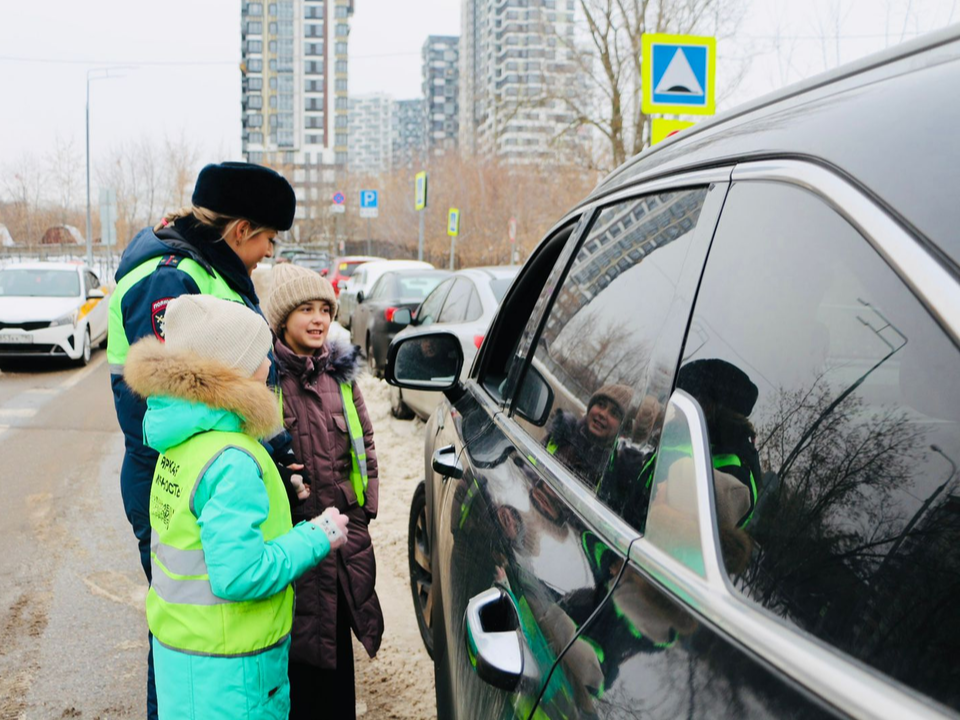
top-left (163, 295), bottom-right (272, 377)
top-left (263, 262), bottom-right (338, 333)
top-left (589, 384), bottom-right (635, 417)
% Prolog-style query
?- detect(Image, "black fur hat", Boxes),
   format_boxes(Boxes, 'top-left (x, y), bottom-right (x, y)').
top-left (677, 359), bottom-right (759, 417)
top-left (192, 161), bottom-right (296, 231)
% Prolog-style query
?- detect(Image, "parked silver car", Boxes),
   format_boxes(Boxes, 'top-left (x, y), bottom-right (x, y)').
top-left (388, 266), bottom-right (518, 420)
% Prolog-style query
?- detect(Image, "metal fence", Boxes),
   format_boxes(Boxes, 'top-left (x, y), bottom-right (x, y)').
top-left (1, 245), bottom-right (121, 285)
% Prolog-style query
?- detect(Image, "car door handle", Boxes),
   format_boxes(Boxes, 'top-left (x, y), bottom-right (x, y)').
top-left (432, 444), bottom-right (463, 480)
top-left (465, 587), bottom-right (523, 692)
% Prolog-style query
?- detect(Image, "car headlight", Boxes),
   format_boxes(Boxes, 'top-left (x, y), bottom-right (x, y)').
top-left (49, 310), bottom-right (78, 328)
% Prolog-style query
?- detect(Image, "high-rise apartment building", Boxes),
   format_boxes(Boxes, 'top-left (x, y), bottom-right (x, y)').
top-left (392, 99), bottom-right (426, 169)
top-left (347, 94), bottom-right (393, 175)
top-left (421, 36), bottom-right (460, 156)
top-left (460, 0), bottom-right (582, 163)
top-left (240, 0), bottom-right (354, 220)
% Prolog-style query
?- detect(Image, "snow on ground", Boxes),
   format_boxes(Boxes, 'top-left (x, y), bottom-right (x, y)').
top-left (352, 371), bottom-right (437, 718)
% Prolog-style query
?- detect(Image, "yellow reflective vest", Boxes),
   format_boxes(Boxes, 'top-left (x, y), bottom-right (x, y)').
top-left (146, 430), bottom-right (293, 656)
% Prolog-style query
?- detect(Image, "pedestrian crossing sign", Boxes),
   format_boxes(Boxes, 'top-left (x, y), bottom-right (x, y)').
top-left (642, 33), bottom-right (716, 116)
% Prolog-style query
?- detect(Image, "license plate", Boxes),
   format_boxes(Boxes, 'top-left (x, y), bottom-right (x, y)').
top-left (0, 334), bottom-right (33, 344)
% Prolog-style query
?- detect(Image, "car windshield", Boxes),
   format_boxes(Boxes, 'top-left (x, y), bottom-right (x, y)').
top-left (0, 269), bottom-right (80, 297)
top-left (339, 262), bottom-right (364, 277)
top-left (489, 277), bottom-right (514, 303)
top-left (295, 255), bottom-right (330, 272)
top-left (398, 274), bottom-right (445, 300)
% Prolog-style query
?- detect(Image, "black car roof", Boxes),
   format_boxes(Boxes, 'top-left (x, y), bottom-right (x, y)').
top-left (587, 25), bottom-right (960, 273)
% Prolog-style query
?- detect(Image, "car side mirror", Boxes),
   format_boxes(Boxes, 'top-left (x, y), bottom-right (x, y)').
top-left (385, 331), bottom-right (463, 392)
top-left (514, 363), bottom-right (554, 426)
top-left (356, 291), bottom-right (364, 304)
top-left (393, 308), bottom-right (412, 326)
top-left (320, 268), bottom-right (329, 277)
top-left (86, 288), bottom-right (106, 300)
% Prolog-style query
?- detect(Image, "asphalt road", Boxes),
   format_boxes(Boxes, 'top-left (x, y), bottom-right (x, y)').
top-left (0, 354), bottom-right (144, 719)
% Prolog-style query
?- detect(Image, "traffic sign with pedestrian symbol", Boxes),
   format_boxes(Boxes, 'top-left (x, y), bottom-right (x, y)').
top-left (360, 190), bottom-right (379, 219)
top-left (414, 172), bottom-right (428, 210)
top-left (642, 33), bottom-right (716, 115)
top-left (447, 208), bottom-right (460, 237)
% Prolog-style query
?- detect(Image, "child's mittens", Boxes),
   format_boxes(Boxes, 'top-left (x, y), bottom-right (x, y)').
top-left (309, 507), bottom-right (350, 550)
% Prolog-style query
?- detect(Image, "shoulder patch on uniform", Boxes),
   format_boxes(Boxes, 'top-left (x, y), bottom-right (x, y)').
top-left (151, 297), bottom-right (174, 340)
top-left (159, 255), bottom-right (183, 268)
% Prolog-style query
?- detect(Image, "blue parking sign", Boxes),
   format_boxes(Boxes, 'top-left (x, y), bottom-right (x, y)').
top-left (360, 190), bottom-right (378, 209)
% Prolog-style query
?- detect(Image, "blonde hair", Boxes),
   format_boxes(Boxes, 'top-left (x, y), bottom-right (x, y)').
top-left (154, 205), bottom-right (274, 243)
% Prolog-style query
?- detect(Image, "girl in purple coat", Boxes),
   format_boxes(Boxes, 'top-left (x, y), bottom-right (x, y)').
top-left (264, 263), bottom-right (384, 720)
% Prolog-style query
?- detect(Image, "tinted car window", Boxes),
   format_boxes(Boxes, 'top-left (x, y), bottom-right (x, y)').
top-left (489, 277), bottom-right (512, 303)
top-left (683, 182), bottom-right (960, 711)
top-left (438, 278), bottom-right (473, 324)
top-left (464, 288), bottom-right (483, 323)
top-left (369, 275), bottom-right (393, 300)
top-left (417, 278), bottom-right (453, 326)
top-left (513, 187), bottom-right (712, 510)
top-left (84, 271), bottom-right (100, 293)
top-left (398, 274), bottom-right (444, 300)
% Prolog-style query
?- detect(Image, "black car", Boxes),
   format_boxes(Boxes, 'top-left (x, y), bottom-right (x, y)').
top-left (388, 27), bottom-right (960, 720)
top-left (351, 269), bottom-right (451, 377)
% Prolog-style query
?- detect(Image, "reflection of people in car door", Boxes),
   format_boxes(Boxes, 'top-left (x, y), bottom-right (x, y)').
top-left (676, 358), bottom-right (763, 528)
top-left (543, 384), bottom-right (634, 482)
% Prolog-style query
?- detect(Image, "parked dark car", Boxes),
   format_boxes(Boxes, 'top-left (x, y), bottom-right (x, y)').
top-left (351, 269), bottom-right (450, 377)
top-left (388, 28), bottom-right (960, 720)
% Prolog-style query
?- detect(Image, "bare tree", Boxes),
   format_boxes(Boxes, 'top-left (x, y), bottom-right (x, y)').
top-left (536, 0), bottom-right (747, 170)
top-left (1, 153), bottom-right (47, 245)
top-left (164, 131), bottom-right (201, 210)
top-left (46, 135), bottom-right (82, 225)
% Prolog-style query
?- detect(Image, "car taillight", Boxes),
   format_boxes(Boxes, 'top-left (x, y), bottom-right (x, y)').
top-left (384, 307), bottom-right (398, 322)
top-left (473, 334), bottom-right (485, 349)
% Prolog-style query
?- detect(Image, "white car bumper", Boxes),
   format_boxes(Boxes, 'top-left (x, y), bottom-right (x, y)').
top-left (0, 323), bottom-right (86, 360)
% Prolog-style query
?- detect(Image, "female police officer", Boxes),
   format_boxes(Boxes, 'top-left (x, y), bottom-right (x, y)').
top-left (106, 161), bottom-right (296, 719)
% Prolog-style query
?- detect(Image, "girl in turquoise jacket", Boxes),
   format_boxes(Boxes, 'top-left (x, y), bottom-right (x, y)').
top-left (124, 294), bottom-right (349, 720)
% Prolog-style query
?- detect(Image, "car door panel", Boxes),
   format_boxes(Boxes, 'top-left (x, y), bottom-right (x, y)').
top-left (433, 387), bottom-right (629, 719)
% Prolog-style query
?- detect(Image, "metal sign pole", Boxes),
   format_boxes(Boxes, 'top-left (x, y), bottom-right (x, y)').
top-left (418, 210), bottom-right (425, 262)
top-left (367, 217), bottom-right (371, 256)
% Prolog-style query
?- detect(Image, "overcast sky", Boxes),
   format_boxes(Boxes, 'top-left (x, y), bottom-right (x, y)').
top-left (0, 0), bottom-right (955, 179)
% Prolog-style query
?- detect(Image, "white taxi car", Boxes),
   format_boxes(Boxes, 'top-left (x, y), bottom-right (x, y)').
top-left (0, 262), bottom-right (109, 366)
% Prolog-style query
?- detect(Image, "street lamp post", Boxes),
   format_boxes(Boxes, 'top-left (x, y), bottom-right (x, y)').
top-left (85, 67), bottom-right (133, 268)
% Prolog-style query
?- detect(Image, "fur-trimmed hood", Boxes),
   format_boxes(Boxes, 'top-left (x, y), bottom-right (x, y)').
top-left (124, 336), bottom-right (282, 440)
top-left (273, 334), bottom-right (362, 386)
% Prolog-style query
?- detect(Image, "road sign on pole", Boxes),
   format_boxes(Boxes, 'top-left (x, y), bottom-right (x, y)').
top-left (447, 208), bottom-right (460, 237)
top-left (415, 171), bottom-right (428, 261)
top-left (447, 208), bottom-right (461, 270)
top-left (414, 171), bottom-right (428, 211)
top-left (360, 189), bottom-right (379, 219)
top-left (99, 187), bottom-right (117, 247)
top-left (651, 118), bottom-right (696, 145)
top-left (331, 191), bottom-right (346, 214)
top-left (641, 33), bottom-right (716, 116)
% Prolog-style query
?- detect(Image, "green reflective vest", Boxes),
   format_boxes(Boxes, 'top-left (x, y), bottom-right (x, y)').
top-left (107, 256), bottom-right (244, 368)
top-left (339, 382), bottom-right (369, 507)
top-left (146, 430), bottom-right (294, 656)
top-left (276, 382), bottom-right (369, 506)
